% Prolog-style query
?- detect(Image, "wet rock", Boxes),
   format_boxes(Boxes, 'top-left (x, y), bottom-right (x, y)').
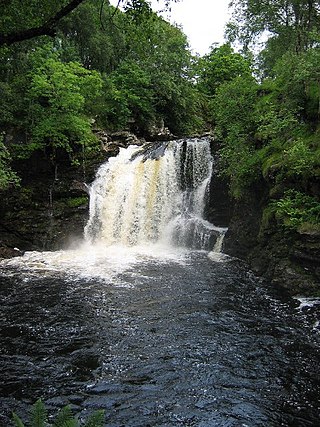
top-left (97, 130), bottom-right (144, 157)
top-left (130, 140), bottom-right (170, 162)
top-left (70, 180), bottom-right (90, 195)
top-left (223, 186), bottom-right (263, 260)
top-left (68, 395), bottom-right (84, 405)
top-left (223, 181), bottom-right (320, 296)
top-left (122, 375), bottom-right (153, 385)
top-left (146, 119), bottom-right (175, 141)
top-left (70, 349), bottom-right (100, 370)
top-left (271, 259), bottom-right (319, 295)
top-left (0, 246), bottom-right (24, 259)
top-left (45, 396), bottom-right (69, 407)
top-left (110, 131), bottom-right (142, 146)
top-left (205, 148), bottom-right (233, 228)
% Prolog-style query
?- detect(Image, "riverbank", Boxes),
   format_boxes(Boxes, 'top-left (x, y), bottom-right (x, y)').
top-left (223, 185), bottom-right (320, 297)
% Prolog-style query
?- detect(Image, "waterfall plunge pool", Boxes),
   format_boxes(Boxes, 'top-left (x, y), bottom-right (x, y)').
top-left (0, 249), bottom-right (320, 426)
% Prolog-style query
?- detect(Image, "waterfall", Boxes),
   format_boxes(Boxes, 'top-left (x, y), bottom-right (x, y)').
top-left (84, 137), bottom-right (225, 251)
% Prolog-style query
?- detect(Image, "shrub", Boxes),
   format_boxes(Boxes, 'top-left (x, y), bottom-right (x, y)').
top-left (273, 190), bottom-right (320, 230)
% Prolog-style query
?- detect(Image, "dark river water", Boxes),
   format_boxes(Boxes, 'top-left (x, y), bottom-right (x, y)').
top-left (0, 248), bottom-right (320, 426)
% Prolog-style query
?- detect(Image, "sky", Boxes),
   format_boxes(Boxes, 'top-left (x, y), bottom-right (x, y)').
top-left (150, 0), bottom-right (230, 55)
top-left (110, 0), bottom-right (231, 56)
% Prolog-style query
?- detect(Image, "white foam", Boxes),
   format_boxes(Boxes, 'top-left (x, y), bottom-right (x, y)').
top-left (294, 297), bottom-right (320, 310)
top-left (0, 242), bottom-right (188, 282)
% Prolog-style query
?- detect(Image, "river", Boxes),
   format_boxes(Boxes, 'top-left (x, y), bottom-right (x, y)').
top-left (0, 247), bottom-right (320, 426)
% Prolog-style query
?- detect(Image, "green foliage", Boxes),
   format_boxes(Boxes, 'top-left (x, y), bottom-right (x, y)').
top-left (65, 196), bottom-right (88, 208)
top-left (58, 0), bottom-right (126, 73)
top-left (0, 135), bottom-right (20, 190)
top-left (228, 0), bottom-right (320, 55)
top-left (28, 48), bottom-right (101, 152)
top-left (12, 413), bottom-right (24, 427)
top-left (106, 60), bottom-right (155, 133)
top-left (6, 44), bottom-right (102, 161)
top-left (282, 139), bottom-right (316, 177)
top-left (82, 410), bottom-right (105, 427)
top-left (0, 1), bottom-right (66, 37)
top-left (210, 41), bottom-right (320, 208)
top-left (0, 0), bottom-right (177, 47)
top-left (197, 43), bottom-right (252, 96)
top-left (13, 399), bottom-right (46, 427)
top-left (30, 399), bottom-right (47, 427)
top-left (0, 0), bottom-right (203, 179)
top-left (274, 190), bottom-right (320, 230)
top-left (212, 75), bottom-right (261, 197)
top-left (12, 400), bottom-right (105, 427)
top-left (0, 0), bottom-right (318, 240)
top-left (52, 405), bottom-right (77, 427)
top-left (220, 143), bottom-right (263, 199)
top-left (213, 75), bottom-right (258, 141)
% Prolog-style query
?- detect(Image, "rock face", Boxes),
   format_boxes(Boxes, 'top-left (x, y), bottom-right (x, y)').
top-left (223, 182), bottom-right (320, 296)
top-left (205, 148), bottom-right (233, 228)
top-left (0, 132), bottom-right (132, 253)
top-left (0, 152), bottom-right (90, 252)
top-left (98, 130), bottom-right (144, 156)
top-left (0, 246), bottom-right (24, 258)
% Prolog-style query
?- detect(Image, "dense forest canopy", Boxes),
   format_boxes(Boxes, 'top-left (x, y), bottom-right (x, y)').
top-left (0, 0), bottom-right (178, 46)
top-left (0, 0), bottom-right (319, 233)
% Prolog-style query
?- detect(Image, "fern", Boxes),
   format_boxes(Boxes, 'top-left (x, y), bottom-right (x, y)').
top-left (30, 399), bottom-right (47, 427)
top-left (83, 410), bottom-right (105, 427)
top-left (12, 401), bottom-right (104, 427)
top-left (12, 412), bottom-right (25, 427)
top-left (53, 406), bottom-right (78, 427)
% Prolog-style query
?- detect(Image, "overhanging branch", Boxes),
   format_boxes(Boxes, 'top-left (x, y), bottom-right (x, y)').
top-left (0, 0), bottom-right (86, 46)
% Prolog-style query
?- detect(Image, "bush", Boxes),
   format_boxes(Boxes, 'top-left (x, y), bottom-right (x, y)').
top-left (273, 190), bottom-right (320, 230)
top-left (0, 135), bottom-right (20, 190)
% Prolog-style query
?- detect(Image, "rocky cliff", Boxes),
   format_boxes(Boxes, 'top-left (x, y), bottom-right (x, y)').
top-left (223, 183), bottom-right (320, 296)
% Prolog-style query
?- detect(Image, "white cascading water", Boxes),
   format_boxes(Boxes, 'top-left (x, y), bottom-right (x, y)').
top-left (84, 137), bottom-right (224, 251)
top-left (0, 138), bottom-right (227, 281)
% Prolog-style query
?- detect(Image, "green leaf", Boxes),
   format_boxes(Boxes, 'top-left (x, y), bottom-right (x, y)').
top-left (12, 412), bottom-right (25, 427)
top-left (82, 410), bottom-right (105, 427)
top-left (53, 405), bottom-right (78, 427)
top-left (30, 399), bottom-right (47, 427)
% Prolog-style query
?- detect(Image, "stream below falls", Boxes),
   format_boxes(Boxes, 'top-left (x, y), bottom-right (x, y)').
top-left (0, 247), bottom-right (320, 426)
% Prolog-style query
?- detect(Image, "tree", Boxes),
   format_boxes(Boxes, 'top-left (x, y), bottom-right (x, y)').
top-left (0, 0), bottom-right (178, 47)
top-left (58, 0), bottom-right (127, 73)
top-left (104, 60), bottom-right (155, 133)
top-left (12, 399), bottom-right (105, 427)
top-left (213, 75), bottom-right (260, 198)
top-left (0, 135), bottom-right (19, 190)
top-left (11, 44), bottom-right (103, 161)
top-left (0, 0), bottom-right (86, 46)
top-left (227, 0), bottom-right (320, 54)
top-left (197, 43), bottom-right (252, 96)
top-left (80, 2), bottom-right (203, 135)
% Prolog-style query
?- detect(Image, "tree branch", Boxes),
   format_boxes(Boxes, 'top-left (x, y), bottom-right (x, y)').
top-left (0, 0), bottom-right (86, 46)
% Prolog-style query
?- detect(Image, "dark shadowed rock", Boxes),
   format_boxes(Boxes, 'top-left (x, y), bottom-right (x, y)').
top-left (0, 246), bottom-right (24, 259)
